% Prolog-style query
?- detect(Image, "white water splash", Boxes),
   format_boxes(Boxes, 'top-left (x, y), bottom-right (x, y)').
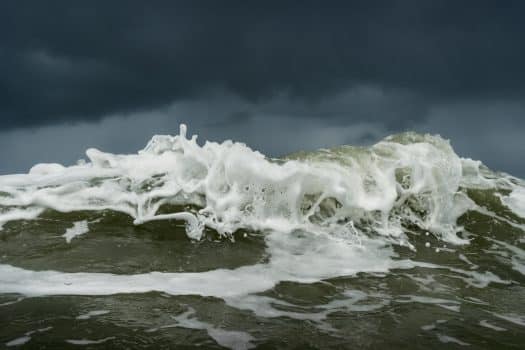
top-left (0, 124), bottom-right (490, 244)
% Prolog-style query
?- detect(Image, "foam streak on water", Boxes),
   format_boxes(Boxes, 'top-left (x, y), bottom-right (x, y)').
top-left (62, 220), bottom-right (89, 243)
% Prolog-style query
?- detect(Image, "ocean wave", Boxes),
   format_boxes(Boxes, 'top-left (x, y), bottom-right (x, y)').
top-left (0, 124), bottom-right (522, 245)
top-left (1, 125), bottom-right (525, 347)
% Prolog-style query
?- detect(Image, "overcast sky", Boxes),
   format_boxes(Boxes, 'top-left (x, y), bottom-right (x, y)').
top-left (1, 1), bottom-right (524, 177)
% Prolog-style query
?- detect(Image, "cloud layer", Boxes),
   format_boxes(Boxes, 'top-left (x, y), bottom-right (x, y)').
top-left (1, 91), bottom-right (523, 176)
top-left (0, 2), bottom-right (524, 176)
top-left (2, 1), bottom-right (524, 127)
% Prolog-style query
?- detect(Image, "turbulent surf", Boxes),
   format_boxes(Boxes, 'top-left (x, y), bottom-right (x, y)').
top-left (1, 125), bottom-right (524, 349)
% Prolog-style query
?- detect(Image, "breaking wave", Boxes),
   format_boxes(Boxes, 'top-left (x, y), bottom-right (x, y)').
top-left (1, 124), bottom-right (522, 244)
top-left (0, 125), bottom-right (524, 302)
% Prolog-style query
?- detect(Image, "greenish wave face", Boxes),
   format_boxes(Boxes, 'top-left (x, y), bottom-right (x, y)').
top-left (1, 126), bottom-right (524, 349)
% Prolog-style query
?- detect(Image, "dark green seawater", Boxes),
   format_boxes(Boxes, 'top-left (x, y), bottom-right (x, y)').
top-left (1, 199), bottom-right (525, 349)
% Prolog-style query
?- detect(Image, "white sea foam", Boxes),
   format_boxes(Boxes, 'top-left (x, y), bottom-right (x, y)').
top-left (492, 313), bottom-right (525, 327)
top-left (396, 295), bottom-right (461, 313)
top-left (484, 237), bottom-right (525, 276)
top-left (169, 307), bottom-right (255, 350)
top-left (437, 334), bottom-right (470, 346)
top-left (6, 335), bottom-right (31, 347)
top-left (479, 320), bottom-right (506, 331)
top-left (63, 221), bottom-right (89, 243)
top-left (76, 309), bottom-right (110, 320)
top-left (65, 337), bottom-right (115, 345)
top-left (501, 187), bottom-right (525, 218)
top-left (0, 207), bottom-right (44, 230)
top-left (0, 297), bottom-right (24, 307)
top-left (5, 326), bottom-right (52, 347)
top-left (0, 124), bottom-right (501, 244)
top-left (225, 289), bottom-right (389, 326)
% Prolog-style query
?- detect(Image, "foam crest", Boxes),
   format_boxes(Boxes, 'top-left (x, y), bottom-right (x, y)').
top-left (0, 125), bottom-right (523, 246)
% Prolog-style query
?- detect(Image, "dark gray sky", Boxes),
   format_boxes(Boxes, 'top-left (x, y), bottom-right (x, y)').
top-left (1, 1), bottom-right (524, 177)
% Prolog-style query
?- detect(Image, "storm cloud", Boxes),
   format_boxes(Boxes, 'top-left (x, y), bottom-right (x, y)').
top-left (0, 1), bottom-right (524, 176)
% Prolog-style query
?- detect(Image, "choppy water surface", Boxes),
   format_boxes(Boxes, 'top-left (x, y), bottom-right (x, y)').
top-left (1, 126), bottom-right (524, 349)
